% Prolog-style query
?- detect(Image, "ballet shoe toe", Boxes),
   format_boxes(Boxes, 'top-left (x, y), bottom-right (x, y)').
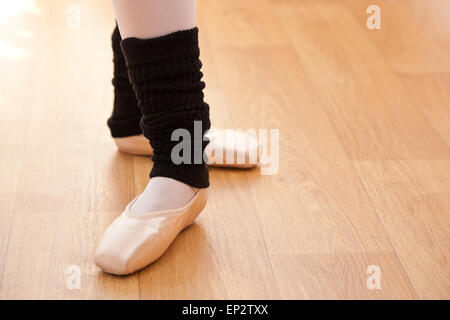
top-left (94, 189), bottom-right (207, 275)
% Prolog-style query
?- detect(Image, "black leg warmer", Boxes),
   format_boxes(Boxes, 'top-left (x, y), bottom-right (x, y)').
top-left (107, 25), bottom-right (143, 138)
top-left (120, 28), bottom-right (211, 188)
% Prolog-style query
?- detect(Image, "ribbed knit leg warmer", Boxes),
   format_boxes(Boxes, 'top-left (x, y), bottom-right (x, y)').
top-left (121, 27), bottom-right (211, 188)
top-left (107, 25), bottom-right (142, 138)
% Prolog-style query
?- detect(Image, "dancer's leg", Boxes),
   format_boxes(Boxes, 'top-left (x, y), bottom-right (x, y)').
top-left (107, 25), bottom-right (153, 155)
top-left (113, 0), bottom-right (209, 214)
top-left (113, 0), bottom-right (196, 39)
top-left (107, 2), bottom-right (259, 167)
top-left (107, 25), bottom-right (142, 139)
top-left (95, 0), bottom-right (210, 275)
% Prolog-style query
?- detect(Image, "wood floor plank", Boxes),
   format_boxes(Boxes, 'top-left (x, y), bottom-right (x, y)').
top-left (342, 0), bottom-right (450, 74)
top-left (355, 160), bottom-right (450, 299)
top-left (212, 45), bottom-right (393, 255)
top-left (0, 209), bottom-right (140, 299)
top-left (275, 3), bottom-right (450, 160)
top-left (271, 253), bottom-right (417, 299)
top-left (0, 0), bottom-right (448, 300)
top-left (0, 0), bottom-right (140, 299)
top-left (138, 168), bottom-right (280, 299)
top-left (0, 40), bottom-right (29, 290)
top-left (198, 0), bottom-right (290, 47)
top-left (400, 74), bottom-right (450, 147)
top-left (274, 0), bottom-right (450, 74)
top-left (0, 0), bottom-right (48, 288)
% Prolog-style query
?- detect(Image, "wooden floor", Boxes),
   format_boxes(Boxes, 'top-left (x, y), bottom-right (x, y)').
top-left (0, 0), bottom-right (449, 299)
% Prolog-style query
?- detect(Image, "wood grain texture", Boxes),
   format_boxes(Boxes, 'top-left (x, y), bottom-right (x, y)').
top-left (400, 74), bottom-right (450, 147)
top-left (212, 46), bottom-right (393, 255)
top-left (355, 160), bottom-right (450, 299)
top-left (275, 2), bottom-right (450, 161)
top-left (0, 0), bottom-right (448, 299)
top-left (271, 253), bottom-right (417, 299)
top-left (138, 168), bottom-right (280, 299)
top-left (342, 0), bottom-right (450, 74)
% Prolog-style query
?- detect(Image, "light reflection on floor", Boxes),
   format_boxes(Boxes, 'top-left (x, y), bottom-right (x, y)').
top-left (0, 0), bottom-right (40, 58)
top-left (0, 0), bottom-right (40, 21)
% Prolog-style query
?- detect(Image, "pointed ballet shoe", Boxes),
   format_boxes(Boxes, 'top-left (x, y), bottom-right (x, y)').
top-left (94, 189), bottom-right (207, 275)
top-left (113, 128), bottom-right (259, 169)
top-left (205, 128), bottom-right (259, 169)
top-left (114, 134), bottom-right (153, 156)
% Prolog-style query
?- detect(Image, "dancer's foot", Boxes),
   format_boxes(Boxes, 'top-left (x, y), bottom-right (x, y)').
top-left (114, 134), bottom-right (153, 156)
top-left (129, 177), bottom-right (197, 215)
top-left (205, 128), bottom-right (259, 169)
top-left (94, 178), bottom-right (207, 275)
